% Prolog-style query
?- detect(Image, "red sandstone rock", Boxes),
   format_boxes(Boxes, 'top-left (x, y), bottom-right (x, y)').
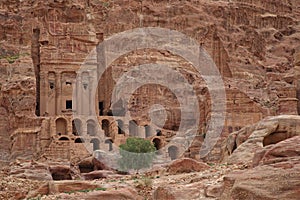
top-left (221, 162), bottom-right (300, 200)
top-left (27, 180), bottom-right (103, 197)
top-left (260, 136), bottom-right (300, 165)
top-left (9, 161), bottom-right (52, 181)
top-left (166, 158), bottom-right (210, 175)
top-left (220, 129), bottom-right (300, 200)
top-left (153, 186), bottom-right (176, 200)
top-left (77, 156), bottom-right (110, 173)
top-left (49, 165), bottom-right (72, 180)
top-left (204, 183), bottom-right (224, 198)
top-left (46, 187), bottom-right (143, 200)
top-left (82, 170), bottom-right (114, 180)
top-left (221, 115), bottom-right (300, 165)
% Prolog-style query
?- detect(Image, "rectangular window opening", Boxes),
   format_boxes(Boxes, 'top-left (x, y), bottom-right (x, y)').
top-left (99, 102), bottom-right (104, 116)
top-left (66, 100), bottom-right (72, 109)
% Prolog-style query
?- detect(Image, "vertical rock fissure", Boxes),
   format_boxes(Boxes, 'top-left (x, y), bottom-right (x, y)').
top-left (297, 81), bottom-right (300, 115)
top-left (31, 28), bottom-right (40, 116)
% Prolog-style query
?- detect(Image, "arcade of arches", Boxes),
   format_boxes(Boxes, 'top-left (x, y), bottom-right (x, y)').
top-left (25, 29), bottom-right (273, 163)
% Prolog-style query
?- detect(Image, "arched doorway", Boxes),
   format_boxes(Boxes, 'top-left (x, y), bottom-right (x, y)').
top-left (102, 119), bottom-right (110, 137)
top-left (117, 119), bottom-right (124, 134)
top-left (105, 139), bottom-right (113, 151)
top-left (156, 129), bottom-right (162, 136)
top-left (152, 138), bottom-right (162, 150)
top-left (59, 136), bottom-right (69, 141)
top-left (56, 118), bottom-right (67, 135)
top-left (129, 120), bottom-right (138, 137)
top-left (90, 138), bottom-right (100, 151)
top-left (72, 119), bottom-right (82, 136)
top-left (168, 146), bottom-right (179, 160)
top-left (145, 125), bottom-right (151, 138)
top-left (87, 119), bottom-right (96, 136)
top-left (75, 138), bottom-right (84, 143)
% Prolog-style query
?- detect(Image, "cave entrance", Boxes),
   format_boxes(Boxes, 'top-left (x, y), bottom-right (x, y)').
top-left (153, 138), bottom-right (162, 150)
top-left (50, 166), bottom-right (72, 181)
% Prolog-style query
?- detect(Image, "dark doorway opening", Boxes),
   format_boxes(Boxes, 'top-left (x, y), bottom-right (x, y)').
top-left (102, 119), bottom-right (110, 137)
top-left (117, 120), bottom-right (124, 134)
top-left (66, 100), bottom-right (72, 109)
top-left (156, 129), bottom-right (162, 136)
top-left (91, 138), bottom-right (100, 151)
top-left (105, 139), bottom-right (113, 151)
top-left (153, 138), bottom-right (162, 150)
top-left (75, 138), bottom-right (84, 143)
top-left (99, 102), bottom-right (104, 116)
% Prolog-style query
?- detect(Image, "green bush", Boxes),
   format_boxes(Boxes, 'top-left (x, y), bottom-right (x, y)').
top-left (118, 137), bottom-right (156, 173)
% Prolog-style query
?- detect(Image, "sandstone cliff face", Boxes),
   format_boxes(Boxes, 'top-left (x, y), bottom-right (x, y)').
top-left (220, 116), bottom-right (300, 200)
top-left (0, 0), bottom-right (299, 162)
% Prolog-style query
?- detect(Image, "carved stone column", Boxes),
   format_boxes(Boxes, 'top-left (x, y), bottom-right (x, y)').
top-left (55, 72), bottom-right (62, 115)
top-left (40, 71), bottom-right (48, 116)
top-left (76, 72), bottom-right (82, 115)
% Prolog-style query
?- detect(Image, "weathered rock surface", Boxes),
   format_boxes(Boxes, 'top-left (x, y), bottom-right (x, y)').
top-left (221, 161), bottom-right (300, 199)
top-left (39, 187), bottom-right (143, 200)
top-left (258, 135), bottom-right (300, 166)
top-left (166, 158), bottom-right (210, 175)
top-left (9, 160), bottom-right (52, 181)
top-left (220, 126), bottom-right (300, 200)
top-left (27, 180), bottom-right (142, 200)
top-left (49, 165), bottom-right (72, 180)
top-left (77, 156), bottom-right (111, 173)
top-left (221, 115), bottom-right (300, 165)
top-left (82, 170), bottom-right (115, 180)
top-left (153, 186), bottom-right (176, 200)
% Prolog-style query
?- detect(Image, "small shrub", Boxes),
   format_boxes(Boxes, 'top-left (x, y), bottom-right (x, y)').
top-left (118, 137), bottom-right (156, 173)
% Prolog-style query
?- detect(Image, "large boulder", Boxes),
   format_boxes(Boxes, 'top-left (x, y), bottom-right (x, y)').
top-left (9, 160), bottom-right (52, 181)
top-left (220, 135), bottom-right (300, 200)
top-left (166, 158), bottom-right (210, 175)
top-left (70, 187), bottom-right (142, 200)
top-left (221, 163), bottom-right (300, 199)
top-left (77, 156), bottom-right (110, 173)
top-left (27, 181), bottom-right (142, 200)
top-left (258, 135), bottom-right (300, 166)
top-left (221, 115), bottom-right (300, 165)
top-left (81, 170), bottom-right (115, 180)
top-left (27, 180), bottom-right (103, 197)
top-left (153, 181), bottom-right (205, 200)
top-left (153, 186), bottom-right (176, 200)
top-left (49, 165), bottom-right (72, 180)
